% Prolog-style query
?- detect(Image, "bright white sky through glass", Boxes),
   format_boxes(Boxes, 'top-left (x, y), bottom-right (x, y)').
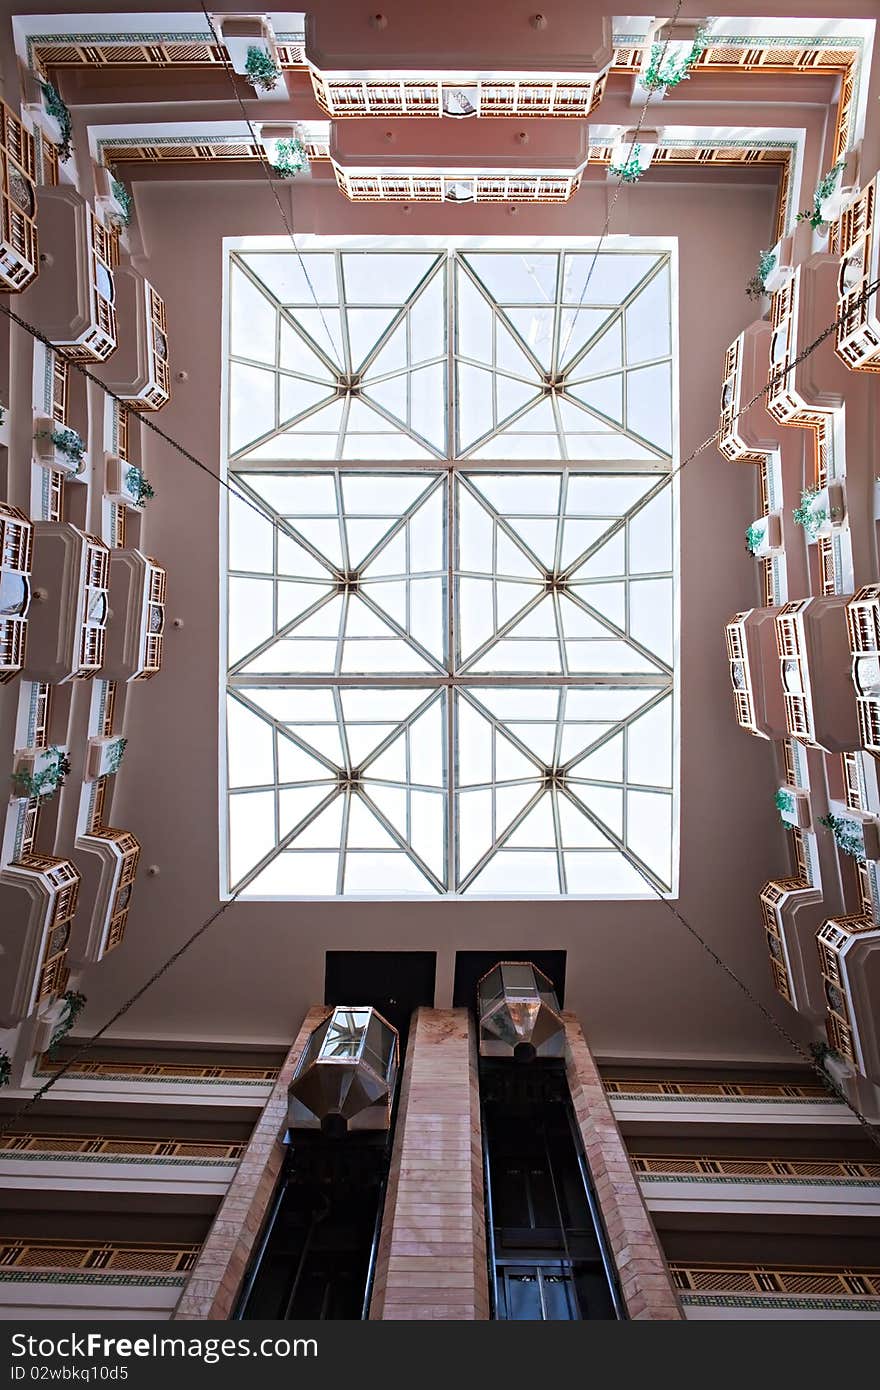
top-left (224, 240), bottom-right (677, 898)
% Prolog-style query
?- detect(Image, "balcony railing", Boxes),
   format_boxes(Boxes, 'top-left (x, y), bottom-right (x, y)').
top-left (0, 1238), bottom-right (199, 1274)
top-left (603, 1079), bottom-right (830, 1100)
top-left (670, 1264), bottom-right (880, 1298)
top-left (35, 1057), bottom-right (279, 1084)
top-left (634, 1155), bottom-right (880, 1180)
top-left (0, 1133), bottom-right (245, 1161)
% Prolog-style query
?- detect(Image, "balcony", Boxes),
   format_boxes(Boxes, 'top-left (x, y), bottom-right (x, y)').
top-left (847, 586), bottom-right (880, 754)
top-left (333, 161), bottom-right (579, 203)
top-left (94, 268), bottom-right (169, 410)
top-left (0, 502), bottom-right (32, 683)
top-left (24, 524), bottom-right (109, 682)
top-left (21, 187), bottom-right (116, 361)
top-left (670, 1264), bottom-right (880, 1318)
top-left (0, 854), bottom-right (79, 1026)
top-left (68, 826), bottom-right (139, 964)
top-left (818, 915), bottom-right (880, 1084)
top-left (836, 173), bottom-right (880, 372)
top-left (0, 100), bottom-right (38, 292)
top-left (725, 609), bottom-right (786, 740)
top-left (0, 1238), bottom-right (197, 1318)
top-left (718, 323), bottom-right (778, 463)
top-left (305, 5), bottom-right (612, 120)
top-left (760, 877), bottom-right (825, 1018)
top-left (103, 550), bottom-right (165, 682)
top-left (766, 258), bottom-right (851, 426)
top-left (775, 598), bottom-right (860, 751)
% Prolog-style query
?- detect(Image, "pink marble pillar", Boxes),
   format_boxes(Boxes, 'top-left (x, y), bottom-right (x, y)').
top-left (564, 1012), bottom-right (682, 1320)
top-left (369, 1007), bottom-right (489, 1320)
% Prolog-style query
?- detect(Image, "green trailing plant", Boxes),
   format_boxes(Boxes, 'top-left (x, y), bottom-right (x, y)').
top-left (819, 813), bottom-right (865, 861)
top-left (37, 426), bottom-right (86, 474)
top-left (0, 1051), bottom-right (10, 1088)
top-left (39, 79), bottom-right (73, 163)
top-left (795, 159), bottom-right (846, 231)
top-left (10, 746), bottom-right (71, 800)
top-left (270, 137), bottom-right (307, 179)
top-left (746, 249), bottom-right (776, 300)
top-left (105, 737), bottom-right (127, 775)
top-left (126, 466), bottom-right (155, 505)
top-left (244, 45), bottom-right (281, 92)
top-left (109, 173), bottom-right (133, 228)
top-left (745, 522), bottom-right (766, 555)
top-left (792, 488), bottom-right (826, 540)
top-left (775, 789), bottom-right (795, 817)
top-left (642, 26), bottom-right (709, 91)
top-left (48, 991), bottom-right (87, 1058)
top-left (608, 144), bottom-right (644, 184)
top-left (810, 1040), bottom-right (844, 1068)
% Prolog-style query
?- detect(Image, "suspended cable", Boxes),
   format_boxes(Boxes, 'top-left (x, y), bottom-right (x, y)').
top-left (2, 271), bottom-right (878, 1141)
top-left (196, 2), bottom-right (339, 364)
top-left (557, 0), bottom-right (685, 364)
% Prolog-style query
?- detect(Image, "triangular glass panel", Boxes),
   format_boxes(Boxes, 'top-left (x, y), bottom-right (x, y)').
top-left (279, 320), bottom-right (336, 379)
top-left (280, 787), bottom-right (341, 842)
top-left (566, 319), bottom-right (623, 380)
top-left (342, 252), bottom-right (439, 305)
top-left (565, 375), bottom-right (623, 424)
top-left (567, 731), bottom-right (623, 783)
top-left (558, 307), bottom-right (615, 368)
top-left (229, 362), bottom-right (275, 453)
top-left (506, 793), bottom-right (557, 848)
top-left (504, 308), bottom-right (557, 371)
top-left (462, 253), bottom-right (558, 305)
top-left (626, 361), bottom-right (672, 453)
top-left (346, 307), bottom-right (400, 371)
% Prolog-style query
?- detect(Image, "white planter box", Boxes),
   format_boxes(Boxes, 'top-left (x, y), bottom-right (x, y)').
top-left (105, 454), bottom-right (144, 510)
top-left (32, 996), bottom-right (68, 1054)
top-left (855, 814), bottom-right (880, 861)
top-left (818, 184), bottom-right (859, 226)
top-left (33, 416), bottom-right (85, 477)
top-left (807, 482), bottom-right (846, 539)
top-left (86, 735), bottom-right (127, 782)
top-left (777, 787), bottom-right (811, 829)
top-left (25, 103), bottom-right (63, 149)
top-left (10, 745), bottom-right (68, 801)
top-left (762, 240), bottom-right (794, 294)
top-left (751, 513), bottom-right (783, 558)
top-left (220, 18), bottom-right (280, 79)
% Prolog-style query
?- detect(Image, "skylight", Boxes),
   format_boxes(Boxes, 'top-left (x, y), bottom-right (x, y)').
top-left (223, 238), bottom-right (678, 898)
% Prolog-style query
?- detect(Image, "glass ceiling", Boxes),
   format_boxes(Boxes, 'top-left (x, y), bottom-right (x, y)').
top-left (224, 240), bottom-right (677, 898)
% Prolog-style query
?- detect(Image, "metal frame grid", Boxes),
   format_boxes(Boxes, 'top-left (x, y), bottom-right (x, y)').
top-left (224, 242), bottom-right (677, 899)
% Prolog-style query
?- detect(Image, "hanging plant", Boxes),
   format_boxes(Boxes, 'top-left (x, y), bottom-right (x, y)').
top-left (48, 991), bottom-right (87, 1058)
top-left (270, 138), bottom-right (307, 179)
top-left (36, 426), bottom-right (86, 474)
top-left (10, 746), bottom-right (71, 800)
top-left (775, 789), bottom-right (795, 817)
top-left (792, 488), bottom-right (826, 540)
top-left (126, 466), bottom-right (155, 505)
top-left (39, 80), bottom-right (73, 163)
top-left (608, 144), bottom-right (644, 184)
top-left (109, 172), bottom-right (133, 228)
top-left (745, 523), bottom-right (766, 555)
top-left (819, 813), bottom-right (865, 861)
top-left (642, 27), bottom-right (709, 92)
top-left (795, 159), bottom-right (846, 231)
top-left (746, 249), bottom-right (776, 300)
top-left (105, 737), bottom-right (127, 775)
top-left (244, 45), bottom-right (281, 92)
top-left (0, 1050), bottom-right (10, 1088)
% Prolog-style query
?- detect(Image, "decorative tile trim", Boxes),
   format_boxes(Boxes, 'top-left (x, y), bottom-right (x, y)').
top-left (681, 1292), bottom-right (880, 1312)
top-left (0, 1270), bottom-right (185, 1287)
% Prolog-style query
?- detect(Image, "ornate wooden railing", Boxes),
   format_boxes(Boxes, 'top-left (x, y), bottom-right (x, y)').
top-left (0, 1133), bottom-right (245, 1160)
top-left (0, 1239), bottom-right (199, 1273)
top-left (604, 1079), bottom-right (831, 1100)
top-left (633, 1155), bottom-right (880, 1180)
top-left (670, 1264), bottom-right (880, 1297)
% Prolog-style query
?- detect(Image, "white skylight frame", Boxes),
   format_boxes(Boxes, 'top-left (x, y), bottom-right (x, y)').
top-left (221, 235), bottom-right (680, 901)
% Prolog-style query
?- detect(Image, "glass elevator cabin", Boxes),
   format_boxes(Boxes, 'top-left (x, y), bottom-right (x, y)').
top-left (235, 1006), bottom-right (398, 1320)
top-left (477, 963), bottom-right (623, 1320)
